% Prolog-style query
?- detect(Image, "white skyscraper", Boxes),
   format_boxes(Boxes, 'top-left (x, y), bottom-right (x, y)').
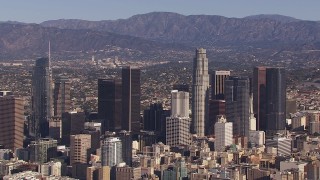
top-left (101, 137), bottom-right (123, 167)
top-left (214, 115), bottom-right (233, 152)
top-left (249, 94), bottom-right (257, 131)
top-left (192, 48), bottom-right (209, 137)
top-left (166, 90), bottom-right (191, 147)
top-left (171, 90), bottom-right (189, 117)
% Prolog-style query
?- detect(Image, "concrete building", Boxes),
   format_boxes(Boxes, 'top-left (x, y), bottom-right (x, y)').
top-left (40, 161), bottom-right (62, 176)
top-left (214, 115), bottom-right (233, 152)
top-left (166, 90), bottom-right (191, 147)
top-left (192, 48), bottom-right (209, 137)
top-left (0, 92), bottom-right (24, 151)
top-left (101, 137), bottom-right (123, 167)
top-left (211, 70), bottom-right (230, 100)
top-left (266, 136), bottom-right (292, 156)
top-left (171, 90), bottom-right (189, 117)
top-left (30, 57), bottom-right (52, 138)
top-left (53, 76), bottom-right (71, 117)
top-left (249, 131), bottom-right (265, 147)
top-left (70, 134), bottom-right (91, 165)
top-left (29, 138), bottom-right (58, 164)
top-left (115, 164), bottom-right (141, 180)
top-left (166, 117), bottom-right (191, 147)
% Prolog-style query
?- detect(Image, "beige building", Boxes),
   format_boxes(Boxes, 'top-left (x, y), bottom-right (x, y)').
top-left (70, 134), bottom-right (91, 164)
top-left (0, 92), bottom-right (24, 151)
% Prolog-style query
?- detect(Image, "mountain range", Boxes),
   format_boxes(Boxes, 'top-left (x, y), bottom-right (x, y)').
top-left (1, 12), bottom-right (320, 60)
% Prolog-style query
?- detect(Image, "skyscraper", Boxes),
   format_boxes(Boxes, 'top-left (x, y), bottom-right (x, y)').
top-left (211, 70), bottom-right (230, 100)
top-left (53, 76), bottom-right (71, 117)
top-left (143, 103), bottom-right (164, 131)
top-left (0, 91), bottom-right (24, 151)
top-left (166, 90), bottom-right (191, 147)
top-left (122, 67), bottom-right (141, 133)
top-left (266, 68), bottom-right (286, 131)
top-left (225, 76), bottom-right (250, 137)
top-left (30, 57), bottom-right (52, 138)
top-left (171, 90), bottom-right (189, 117)
top-left (192, 48), bottom-right (209, 137)
top-left (252, 67), bottom-right (267, 131)
top-left (101, 137), bottom-right (123, 167)
top-left (98, 79), bottom-right (122, 134)
top-left (214, 115), bottom-right (233, 152)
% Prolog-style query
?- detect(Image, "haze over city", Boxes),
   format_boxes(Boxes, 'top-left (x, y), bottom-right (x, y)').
top-left (1, 0), bottom-right (320, 179)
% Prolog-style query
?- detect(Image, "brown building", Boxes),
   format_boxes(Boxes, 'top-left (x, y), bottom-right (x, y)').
top-left (53, 76), bottom-right (71, 117)
top-left (207, 99), bottom-right (226, 136)
top-left (211, 70), bottom-right (230, 100)
top-left (116, 166), bottom-right (141, 180)
top-left (70, 134), bottom-right (91, 165)
top-left (0, 91), bottom-right (24, 151)
top-left (253, 67), bottom-right (267, 131)
top-left (247, 168), bottom-right (270, 180)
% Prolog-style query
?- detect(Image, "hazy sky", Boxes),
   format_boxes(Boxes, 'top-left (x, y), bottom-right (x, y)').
top-left (1, 0), bottom-right (319, 23)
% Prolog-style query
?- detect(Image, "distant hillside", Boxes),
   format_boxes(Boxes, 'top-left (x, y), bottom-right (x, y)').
top-left (0, 23), bottom-right (190, 60)
top-left (41, 12), bottom-right (320, 47)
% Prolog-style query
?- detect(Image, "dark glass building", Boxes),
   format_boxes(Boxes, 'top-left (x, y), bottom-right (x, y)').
top-left (30, 58), bottom-right (52, 138)
top-left (225, 76), bottom-right (250, 137)
top-left (265, 68), bottom-right (286, 131)
top-left (98, 79), bottom-right (122, 134)
top-left (53, 76), bottom-right (71, 117)
top-left (207, 99), bottom-right (226, 136)
top-left (253, 67), bottom-right (267, 131)
top-left (143, 103), bottom-right (164, 132)
top-left (172, 84), bottom-right (189, 92)
top-left (122, 67), bottom-right (141, 134)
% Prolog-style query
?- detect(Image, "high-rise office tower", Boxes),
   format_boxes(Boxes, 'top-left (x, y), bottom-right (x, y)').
top-left (30, 57), bottom-right (52, 138)
top-left (101, 137), bottom-right (123, 167)
top-left (53, 76), bottom-right (71, 117)
top-left (211, 71), bottom-right (230, 100)
top-left (171, 90), bottom-right (189, 117)
top-left (214, 115), bottom-right (233, 152)
top-left (225, 76), bottom-right (250, 137)
top-left (118, 130), bottom-right (132, 166)
top-left (70, 134), bottom-right (91, 165)
top-left (143, 103), bottom-right (164, 131)
top-left (266, 68), bottom-right (286, 131)
top-left (122, 67), bottom-right (141, 133)
top-left (192, 48), bottom-right (209, 137)
top-left (166, 90), bottom-right (191, 147)
top-left (253, 67), bottom-right (267, 131)
top-left (0, 91), bottom-right (24, 151)
top-left (98, 79), bottom-right (122, 134)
